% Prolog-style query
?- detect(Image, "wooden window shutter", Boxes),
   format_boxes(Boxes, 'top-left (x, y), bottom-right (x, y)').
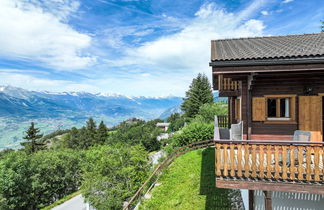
top-left (252, 97), bottom-right (265, 121)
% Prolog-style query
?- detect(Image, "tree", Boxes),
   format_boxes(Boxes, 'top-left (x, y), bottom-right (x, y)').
top-left (86, 118), bottom-right (97, 146)
top-left (194, 102), bottom-right (228, 123)
top-left (81, 145), bottom-right (149, 209)
top-left (21, 122), bottom-right (44, 153)
top-left (167, 113), bottom-right (186, 132)
top-left (96, 121), bottom-right (108, 144)
top-left (321, 21), bottom-right (324, 32)
top-left (0, 149), bottom-right (82, 209)
top-left (181, 73), bottom-right (214, 118)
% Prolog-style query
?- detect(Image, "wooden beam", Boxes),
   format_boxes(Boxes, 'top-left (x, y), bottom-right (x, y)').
top-left (263, 191), bottom-right (272, 210)
top-left (216, 179), bottom-right (324, 194)
top-left (249, 190), bottom-right (254, 210)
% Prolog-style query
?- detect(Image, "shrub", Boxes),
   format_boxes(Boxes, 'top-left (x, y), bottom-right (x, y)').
top-left (0, 150), bottom-right (82, 209)
top-left (171, 122), bottom-right (214, 147)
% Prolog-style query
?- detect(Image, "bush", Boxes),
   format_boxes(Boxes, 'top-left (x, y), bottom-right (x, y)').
top-left (170, 122), bottom-right (214, 147)
top-left (0, 150), bottom-right (82, 209)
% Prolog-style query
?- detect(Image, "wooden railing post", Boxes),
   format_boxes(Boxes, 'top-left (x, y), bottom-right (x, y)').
top-left (251, 144), bottom-right (257, 178)
top-left (237, 144), bottom-right (243, 177)
top-left (289, 145), bottom-right (295, 180)
top-left (224, 144), bottom-right (228, 177)
top-left (230, 144), bottom-right (235, 177)
top-left (216, 144), bottom-right (222, 176)
top-left (282, 145), bottom-right (288, 180)
top-left (266, 145), bottom-right (272, 179)
top-left (274, 146), bottom-right (280, 179)
top-left (259, 145), bottom-right (265, 179)
top-left (244, 144), bottom-right (250, 178)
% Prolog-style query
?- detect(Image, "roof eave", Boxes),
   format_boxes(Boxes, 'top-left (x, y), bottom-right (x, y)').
top-left (209, 56), bottom-right (324, 67)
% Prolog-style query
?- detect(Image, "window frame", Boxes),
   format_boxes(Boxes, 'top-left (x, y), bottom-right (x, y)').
top-left (264, 94), bottom-right (296, 124)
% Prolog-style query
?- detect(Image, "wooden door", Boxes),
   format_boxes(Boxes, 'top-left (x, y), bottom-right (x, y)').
top-left (299, 96), bottom-right (322, 142)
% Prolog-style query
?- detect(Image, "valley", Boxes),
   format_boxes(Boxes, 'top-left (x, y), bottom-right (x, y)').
top-left (0, 86), bottom-right (183, 149)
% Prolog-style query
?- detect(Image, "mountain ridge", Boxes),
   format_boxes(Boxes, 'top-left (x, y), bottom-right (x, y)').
top-left (0, 86), bottom-right (183, 149)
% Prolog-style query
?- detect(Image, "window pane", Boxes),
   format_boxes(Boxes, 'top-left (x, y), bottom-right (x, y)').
top-left (280, 98), bottom-right (286, 117)
top-left (267, 98), bottom-right (276, 117)
top-left (285, 98), bottom-right (290, 118)
top-left (280, 98), bottom-right (290, 117)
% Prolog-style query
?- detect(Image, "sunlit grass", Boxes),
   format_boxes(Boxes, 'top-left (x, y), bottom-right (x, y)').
top-left (139, 148), bottom-right (233, 210)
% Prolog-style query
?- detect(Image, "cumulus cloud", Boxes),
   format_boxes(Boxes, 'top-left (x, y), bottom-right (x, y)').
top-left (0, 0), bottom-right (95, 70)
top-left (283, 0), bottom-right (294, 3)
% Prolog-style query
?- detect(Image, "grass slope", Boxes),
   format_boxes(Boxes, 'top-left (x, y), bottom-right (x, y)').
top-left (140, 148), bottom-right (235, 210)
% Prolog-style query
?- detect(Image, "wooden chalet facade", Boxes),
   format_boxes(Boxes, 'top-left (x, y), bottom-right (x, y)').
top-left (210, 33), bottom-right (324, 209)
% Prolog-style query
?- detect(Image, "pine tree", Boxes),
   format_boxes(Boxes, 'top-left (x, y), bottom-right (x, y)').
top-left (321, 21), bottom-right (324, 32)
top-left (96, 121), bottom-right (108, 144)
top-left (67, 127), bottom-right (80, 149)
top-left (21, 122), bottom-right (44, 153)
top-left (181, 73), bottom-right (213, 118)
top-left (86, 117), bottom-right (97, 132)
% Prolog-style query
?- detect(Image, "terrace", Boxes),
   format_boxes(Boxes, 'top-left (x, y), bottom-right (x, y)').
top-left (214, 115), bottom-right (324, 196)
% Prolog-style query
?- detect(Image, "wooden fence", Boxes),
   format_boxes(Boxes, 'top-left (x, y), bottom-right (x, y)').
top-left (123, 139), bottom-right (215, 210)
top-left (215, 140), bottom-right (324, 183)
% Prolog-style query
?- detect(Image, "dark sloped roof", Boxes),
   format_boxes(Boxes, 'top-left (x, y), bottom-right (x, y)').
top-left (211, 33), bottom-right (324, 61)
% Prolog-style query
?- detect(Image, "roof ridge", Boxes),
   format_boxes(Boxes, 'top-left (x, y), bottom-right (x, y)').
top-left (211, 32), bottom-right (323, 42)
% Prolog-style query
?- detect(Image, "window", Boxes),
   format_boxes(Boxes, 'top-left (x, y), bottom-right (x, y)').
top-left (266, 97), bottom-right (291, 120)
top-left (252, 95), bottom-right (296, 123)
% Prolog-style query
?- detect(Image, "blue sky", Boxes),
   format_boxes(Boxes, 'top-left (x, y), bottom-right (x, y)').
top-left (0, 0), bottom-right (323, 96)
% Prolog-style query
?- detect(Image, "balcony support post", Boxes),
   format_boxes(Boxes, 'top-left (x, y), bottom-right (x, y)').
top-left (248, 190), bottom-right (254, 210)
top-left (263, 191), bottom-right (272, 210)
top-left (247, 74), bottom-right (254, 140)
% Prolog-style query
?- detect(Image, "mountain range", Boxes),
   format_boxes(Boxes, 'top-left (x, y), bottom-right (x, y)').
top-left (0, 86), bottom-right (227, 149)
top-left (0, 86), bottom-right (183, 149)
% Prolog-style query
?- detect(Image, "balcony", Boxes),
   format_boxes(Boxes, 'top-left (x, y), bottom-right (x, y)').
top-left (217, 75), bottom-right (240, 97)
top-left (215, 140), bottom-right (324, 194)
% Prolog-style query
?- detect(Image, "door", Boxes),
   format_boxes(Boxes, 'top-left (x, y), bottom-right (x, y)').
top-left (299, 96), bottom-right (323, 142)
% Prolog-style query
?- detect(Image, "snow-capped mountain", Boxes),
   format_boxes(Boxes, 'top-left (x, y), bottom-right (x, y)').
top-left (0, 85), bottom-right (183, 118)
top-left (0, 85), bottom-right (183, 149)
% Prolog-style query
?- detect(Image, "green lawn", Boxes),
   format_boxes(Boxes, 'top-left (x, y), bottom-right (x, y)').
top-left (139, 148), bottom-right (239, 210)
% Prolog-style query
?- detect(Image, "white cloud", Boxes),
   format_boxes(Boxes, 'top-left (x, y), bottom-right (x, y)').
top-left (0, 72), bottom-right (101, 93)
top-left (119, 2), bottom-right (266, 83)
top-left (283, 0), bottom-right (294, 3)
top-left (0, 0), bottom-right (269, 97)
top-left (261, 10), bottom-right (269, 15)
top-left (103, 1), bottom-right (268, 96)
top-left (0, 0), bottom-right (95, 70)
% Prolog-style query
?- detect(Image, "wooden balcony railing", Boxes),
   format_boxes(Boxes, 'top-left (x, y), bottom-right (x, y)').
top-left (218, 75), bottom-right (240, 91)
top-left (215, 140), bottom-right (324, 184)
top-left (217, 115), bottom-right (229, 128)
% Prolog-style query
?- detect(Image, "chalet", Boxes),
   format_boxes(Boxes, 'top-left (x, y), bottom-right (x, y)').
top-left (210, 33), bottom-right (324, 209)
top-left (156, 122), bottom-right (170, 132)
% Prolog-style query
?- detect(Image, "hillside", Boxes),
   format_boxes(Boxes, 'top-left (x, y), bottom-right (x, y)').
top-left (139, 148), bottom-right (243, 210)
